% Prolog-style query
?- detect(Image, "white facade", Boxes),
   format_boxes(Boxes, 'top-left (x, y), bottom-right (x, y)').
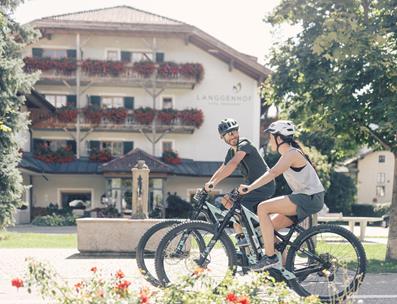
top-left (356, 151), bottom-right (395, 205)
top-left (19, 6), bottom-right (268, 219)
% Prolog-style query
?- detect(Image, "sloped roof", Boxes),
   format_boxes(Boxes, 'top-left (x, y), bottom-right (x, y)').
top-left (25, 90), bottom-right (56, 112)
top-left (29, 5), bottom-right (271, 81)
top-left (102, 148), bottom-right (173, 173)
top-left (36, 5), bottom-right (184, 25)
top-left (19, 153), bottom-right (101, 174)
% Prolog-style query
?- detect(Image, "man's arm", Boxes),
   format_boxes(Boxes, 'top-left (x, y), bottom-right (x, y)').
top-left (212, 151), bottom-right (246, 186)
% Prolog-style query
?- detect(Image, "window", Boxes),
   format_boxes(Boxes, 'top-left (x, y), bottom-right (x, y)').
top-left (101, 96), bottom-right (123, 108)
top-left (45, 95), bottom-right (67, 108)
top-left (106, 50), bottom-right (119, 61)
top-left (49, 140), bottom-right (67, 151)
top-left (379, 155), bottom-right (386, 163)
top-left (162, 97), bottom-right (173, 109)
top-left (42, 49), bottom-right (67, 59)
top-left (132, 52), bottom-right (153, 62)
top-left (101, 141), bottom-right (123, 156)
top-left (377, 173), bottom-right (386, 184)
top-left (162, 141), bottom-right (174, 153)
top-left (376, 186), bottom-right (385, 197)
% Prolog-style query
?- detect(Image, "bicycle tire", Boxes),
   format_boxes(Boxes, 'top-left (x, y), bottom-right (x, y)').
top-left (155, 220), bottom-right (237, 287)
top-left (136, 219), bottom-right (183, 287)
top-left (286, 224), bottom-right (366, 303)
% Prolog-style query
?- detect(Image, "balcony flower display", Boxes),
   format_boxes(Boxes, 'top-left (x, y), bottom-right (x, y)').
top-left (133, 107), bottom-right (156, 125)
top-left (162, 150), bottom-right (182, 165)
top-left (158, 62), bottom-right (179, 78)
top-left (81, 60), bottom-right (125, 77)
top-left (34, 143), bottom-right (74, 163)
top-left (89, 149), bottom-right (112, 162)
top-left (56, 106), bottom-right (78, 123)
top-left (157, 109), bottom-right (178, 124)
top-left (179, 63), bottom-right (204, 82)
top-left (103, 108), bottom-right (128, 124)
top-left (133, 61), bottom-right (156, 78)
top-left (178, 109), bottom-right (204, 128)
top-left (82, 106), bottom-right (102, 124)
top-left (23, 57), bottom-right (77, 74)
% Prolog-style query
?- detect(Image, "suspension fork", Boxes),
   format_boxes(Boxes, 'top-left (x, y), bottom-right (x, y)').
top-left (196, 203), bottom-right (238, 266)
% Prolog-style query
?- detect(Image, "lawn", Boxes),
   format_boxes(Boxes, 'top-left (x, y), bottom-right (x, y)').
top-left (0, 232), bottom-right (77, 248)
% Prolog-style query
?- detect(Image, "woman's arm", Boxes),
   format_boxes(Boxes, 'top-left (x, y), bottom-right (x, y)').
top-left (240, 151), bottom-right (295, 193)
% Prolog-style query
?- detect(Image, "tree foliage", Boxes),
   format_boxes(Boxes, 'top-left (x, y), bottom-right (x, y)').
top-left (0, 1), bottom-right (38, 228)
top-left (263, 0), bottom-right (397, 259)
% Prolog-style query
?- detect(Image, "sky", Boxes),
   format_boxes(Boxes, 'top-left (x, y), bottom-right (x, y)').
top-left (12, 0), bottom-right (298, 65)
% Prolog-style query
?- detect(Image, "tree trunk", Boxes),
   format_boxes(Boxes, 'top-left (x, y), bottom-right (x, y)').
top-left (386, 152), bottom-right (397, 261)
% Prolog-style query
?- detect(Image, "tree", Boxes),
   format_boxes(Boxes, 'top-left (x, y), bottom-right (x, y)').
top-left (0, 1), bottom-right (38, 228)
top-left (263, 0), bottom-right (397, 260)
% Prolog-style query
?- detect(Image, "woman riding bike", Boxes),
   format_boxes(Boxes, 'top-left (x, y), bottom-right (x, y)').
top-left (239, 120), bottom-right (325, 270)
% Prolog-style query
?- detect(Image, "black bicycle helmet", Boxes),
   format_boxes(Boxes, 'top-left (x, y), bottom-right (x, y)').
top-left (218, 118), bottom-right (239, 136)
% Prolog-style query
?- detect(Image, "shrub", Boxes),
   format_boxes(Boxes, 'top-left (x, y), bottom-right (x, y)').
top-left (165, 193), bottom-right (193, 218)
top-left (325, 171), bottom-right (356, 215)
top-left (374, 202), bottom-right (391, 217)
top-left (31, 214), bottom-right (76, 226)
top-left (17, 258), bottom-right (321, 304)
top-left (351, 204), bottom-right (376, 217)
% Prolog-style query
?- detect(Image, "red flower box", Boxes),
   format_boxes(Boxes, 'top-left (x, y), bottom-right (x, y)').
top-left (133, 61), bottom-right (156, 78)
top-left (103, 108), bottom-right (128, 124)
top-left (81, 60), bottom-right (125, 77)
top-left (23, 57), bottom-right (77, 75)
top-left (162, 150), bottom-right (182, 165)
top-left (133, 107), bottom-right (156, 124)
top-left (56, 106), bottom-right (78, 123)
top-left (89, 149), bottom-right (112, 162)
top-left (82, 106), bottom-right (103, 124)
top-left (178, 109), bottom-right (204, 128)
top-left (157, 109), bottom-right (178, 124)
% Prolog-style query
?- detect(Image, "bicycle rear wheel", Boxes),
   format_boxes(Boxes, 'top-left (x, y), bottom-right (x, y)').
top-left (136, 220), bottom-right (182, 287)
top-left (286, 224), bottom-right (366, 303)
top-left (155, 221), bottom-right (237, 288)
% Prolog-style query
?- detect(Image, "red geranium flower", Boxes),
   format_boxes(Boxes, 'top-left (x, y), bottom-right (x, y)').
top-left (115, 270), bottom-right (125, 279)
top-left (237, 295), bottom-right (250, 304)
top-left (11, 278), bottom-right (24, 289)
top-left (90, 266), bottom-right (97, 273)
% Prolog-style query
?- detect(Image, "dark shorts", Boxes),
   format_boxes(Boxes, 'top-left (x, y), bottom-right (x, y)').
top-left (287, 191), bottom-right (325, 224)
top-left (241, 181), bottom-right (275, 213)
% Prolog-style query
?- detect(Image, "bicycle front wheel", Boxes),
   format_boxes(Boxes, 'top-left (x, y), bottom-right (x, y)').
top-left (136, 220), bottom-right (182, 287)
top-left (155, 221), bottom-right (237, 288)
top-left (286, 224), bottom-right (366, 303)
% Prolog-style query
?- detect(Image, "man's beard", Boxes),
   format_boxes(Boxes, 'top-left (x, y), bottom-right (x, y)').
top-left (225, 136), bottom-right (239, 147)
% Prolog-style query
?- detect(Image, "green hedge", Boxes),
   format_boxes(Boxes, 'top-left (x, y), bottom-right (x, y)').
top-left (351, 203), bottom-right (391, 217)
top-left (31, 214), bottom-right (76, 226)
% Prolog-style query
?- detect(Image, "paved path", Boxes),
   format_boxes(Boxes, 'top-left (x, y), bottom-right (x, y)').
top-left (0, 224), bottom-right (394, 303)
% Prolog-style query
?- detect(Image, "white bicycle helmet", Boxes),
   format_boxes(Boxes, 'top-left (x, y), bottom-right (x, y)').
top-left (265, 120), bottom-right (296, 137)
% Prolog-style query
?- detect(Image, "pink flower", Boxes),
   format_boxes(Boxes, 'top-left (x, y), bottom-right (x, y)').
top-left (90, 266), bottom-right (97, 273)
top-left (115, 270), bottom-right (125, 279)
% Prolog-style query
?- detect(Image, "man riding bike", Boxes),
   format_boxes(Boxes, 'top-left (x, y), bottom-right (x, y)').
top-left (205, 118), bottom-right (275, 246)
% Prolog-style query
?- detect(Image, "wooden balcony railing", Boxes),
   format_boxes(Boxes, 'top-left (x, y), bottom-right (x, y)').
top-left (29, 108), bottom-right (204, 134)
top-left (23, 57), bottom-right (204, 89)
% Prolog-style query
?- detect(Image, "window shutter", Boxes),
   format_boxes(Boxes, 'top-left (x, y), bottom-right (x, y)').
top-left (121, 51), bottom-right (132, 62)
top-left (66, 140), bottom-right (77, 154)
top-left (123, 142), bottom-right (134, 154)
top-left (66, 95), bottom-right (77, 107)
top-left (123, 97), bottom-right (134, 109)
top-left (67, 49), bottom-right (77, 58)
top-left (156, 52), bottom-right (165, 63)
top-left (89, 96), bottom-right (101, 107)
top-left (32, 48), bottom-right (43, 58)
top-left (89, 141), bottom-right (100, 152)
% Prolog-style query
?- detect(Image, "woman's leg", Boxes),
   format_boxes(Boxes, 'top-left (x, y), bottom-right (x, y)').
top-left (271, 214), bottom-right (294, 265)
top-left (257, 196), bottom-right (297, 256)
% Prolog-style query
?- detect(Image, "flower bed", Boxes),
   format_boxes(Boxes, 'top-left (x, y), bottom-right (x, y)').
top-left (14, 259), bottom-right (321, 304)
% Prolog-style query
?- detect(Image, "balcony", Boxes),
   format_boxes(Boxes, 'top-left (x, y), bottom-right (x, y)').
top-left (23, 57), bottom-right (204, 89)
top-left (30, 107), bottom-right (204, 134)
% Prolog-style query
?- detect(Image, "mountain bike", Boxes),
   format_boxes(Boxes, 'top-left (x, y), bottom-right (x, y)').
top-left (136, 189), bottom-right (231, 287)
top-left (154, 188), bottom-right (367, 303)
